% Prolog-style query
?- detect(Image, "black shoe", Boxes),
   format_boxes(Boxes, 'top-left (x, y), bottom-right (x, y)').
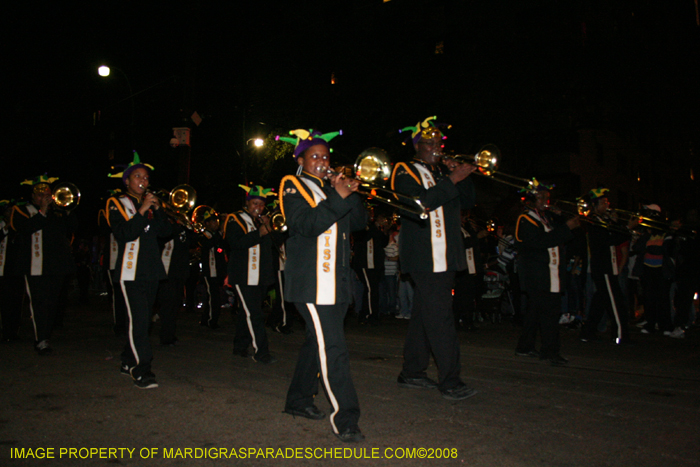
top-left (283, 405), bottom-right (325, 420)
top-left (441, 384), bottom-right (477, 401)
top-left (547, 354), bottom-right (569, 366)
top-left (253, 354), bottom-right (277, 364)
top-left (233, 348), bottom-right (249, 358)
top-left (397, 373), bottom-right (438, 389)
top-left (120, 363), bottom-right (134, 376)
top-left (515, 349), bottom-right (540, 358)
top-left (334, 428), bottom-right (365, 443)
top-left (133, 372), bottom-right (158, 389)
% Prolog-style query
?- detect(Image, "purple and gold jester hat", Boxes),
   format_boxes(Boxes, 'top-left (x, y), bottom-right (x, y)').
top-left (398, 116), bottom-right (451, 145)
top-left (107, 151), bottom-right (155, 184)
top-left (275, 129), bottom-right (343, 159)
top-left (519, 177), bottom-right (554, 198)
top-left (21, 174), bottom-right (59, 194)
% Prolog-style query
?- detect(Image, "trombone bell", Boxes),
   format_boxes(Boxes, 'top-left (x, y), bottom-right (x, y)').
top-left (52, 182), bottom-right (81, 211)
top-left (169, 184), bottom-right (197, 214)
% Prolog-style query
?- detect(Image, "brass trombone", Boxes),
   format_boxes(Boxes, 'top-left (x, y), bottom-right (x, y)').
top-left (326, 147), bottom-right (429, 219)
top-left (143, 184), bottom-right (198, 229)
top-left (52, 182), bottom-right (81, 212)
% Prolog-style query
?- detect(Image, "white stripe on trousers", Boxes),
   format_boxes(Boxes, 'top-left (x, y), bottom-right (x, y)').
top-left (204, 277), bottom-right (214, 324)
top-left (362, 268), bottom-right (373, 317)
top-left (278, 270), bottom-right (287, 326)
top-left (235, 284), bottom-right (258, 354)
top-left (306, 303), bottom-right (341, 434)
top-left (107, 270), bottom-right (116, 323)
top-left (120, 280), bottom-right (140, 365)
top-left (604, 274), bottom-right (623, 343)
top-left (24, 276), bottom-right (38, 341)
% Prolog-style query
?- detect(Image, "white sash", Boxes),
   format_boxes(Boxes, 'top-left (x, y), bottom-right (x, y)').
top-left (25, 205), bottom-right (43, 276)
top-left (279, 244), bottom-right (286, 271)
top-left (202, 230), bottom-right (217, 278)
top-left (109, 233), bottom-right (118, 270)
top-left (118, 197), bottom-right (140, 281)
top-left (161, 239), bottom-right (174, 275)
top-left (461, 227), bottom-right (476, 274)
top-left (610, 246), bottom-right (619, 276)
top-left (0, 222), bottom-right (7, 276)
top-left (301, 179), bottom-right (337, 305)
top-left (527, 209), bottom-right (561, 293)
top-left (367, 238), bottom-right (374, 269)
top-left (412, 164), bottom-right (447, 272)
top-left (240, 212), bottom-right (260, 286)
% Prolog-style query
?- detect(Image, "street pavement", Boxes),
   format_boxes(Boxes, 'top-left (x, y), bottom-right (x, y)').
top-left (1, 295), bottom-right (699, 466)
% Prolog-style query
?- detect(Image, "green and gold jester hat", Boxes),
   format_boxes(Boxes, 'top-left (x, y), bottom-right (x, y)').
top-left (519, 177), bottom-right (555, 199)
top-left (275, 129), bottom-right (343, 159)
top-left (21, 174), bottom-right (59, 195)
top-left (239, 184), bottom-right (276, 201)
top-left (107, 151), bottom-right (155, 185)
top-left (398, 116), bottom-right (451, 145)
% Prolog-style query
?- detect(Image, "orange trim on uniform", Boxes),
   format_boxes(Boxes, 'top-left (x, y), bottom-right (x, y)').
top-left (9, 205), bottom-right (29, 231)
top-left (391, 162), bottom-right (422, 191)
top-left (105, 197), bottom-right (130, 227)
top-left (222, 213), bottom-right (246, 239)
top-left (515, 214), bottom-right (538, 242)
top-left (279, 175), bottom-right (317, 219)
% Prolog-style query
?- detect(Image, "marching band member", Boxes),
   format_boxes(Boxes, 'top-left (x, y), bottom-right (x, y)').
top-left (278, 128), bottom-right (366, 442)
top-left (390, 117), bottom-right (478, 401)
top-left (265, 201), bottom-right (293, 334)
top-left (1, 200), bottom-right (23, 342)
top-left (197, 208), bottom-right (227, 330)
top-left (10, 175), bottom-right (76, 354)
top-left (453, 209), bottom-right (485, 331)
top-left (106, 153), bottom-right (172, 389)
top-left (579, 188), bottom-right (637, 344)
top-left (514, 181), bottom-right (579, 365)
top-left (157, 214), bottom-right (196, 346)
top-left (352, 208), bottom-right (389, 325)
top-left (98, 190), bottom-right (128, 337)
top-left (222, 184), bottom-right (276, 363)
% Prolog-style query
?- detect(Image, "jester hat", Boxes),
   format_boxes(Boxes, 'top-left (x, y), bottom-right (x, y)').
top-left (201, 208), bottom-right (218, 223)
top-left (239, 184), bottom-right (275, 201)
top-left (21, 174), bottom-right (59, 194)
top-left (584, 187), bottom-right (610, 202)
top-left (107, 151), bottom-right (155, 185)
top-left (399, 116), bottom-right (450, 145)
top-left (519, 178), bottom-right (554, 198)
top-left (276, 129), bottom-right (342, 159)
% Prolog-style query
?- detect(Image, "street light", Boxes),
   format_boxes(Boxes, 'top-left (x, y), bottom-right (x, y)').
top-left (98, 65), bottom-right (111, 77)
top-left (247, 138), bottom-right (264, 148)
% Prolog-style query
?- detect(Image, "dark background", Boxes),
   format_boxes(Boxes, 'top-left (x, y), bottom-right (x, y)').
top-left (4, 0), bottom-right (699, 236)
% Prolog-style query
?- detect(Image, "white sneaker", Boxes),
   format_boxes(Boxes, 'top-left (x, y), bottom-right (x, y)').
top-left (668, 327), bottom-right (685, 339)
top-left (663, 330), bottom-right (672, 336)
top-left (635, 320), bottom-right (647, 328)
top-left (559, 313), bottom-right (574, 325)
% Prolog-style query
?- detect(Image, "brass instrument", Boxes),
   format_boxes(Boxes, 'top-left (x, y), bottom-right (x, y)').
top-left (52, 182), bottom-right (81, 212)
top-left (142, 184), bottom-right (198, 229)
top-left (326, 148), bottom-right (429, 219)
top-left (439, 144), bottom-right (541, 191)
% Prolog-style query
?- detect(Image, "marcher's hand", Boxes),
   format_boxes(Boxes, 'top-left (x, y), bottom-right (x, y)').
top-left (566, 216), bottom-right (581, 230)
top-left (448, 163), bottom-right (477, 184)
top-left (332, 174), bottom-right (359, 199)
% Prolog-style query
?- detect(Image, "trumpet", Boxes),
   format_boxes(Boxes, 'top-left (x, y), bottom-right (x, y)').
top-left (52, 182), bottom-right (81, 212)
top-left (141, 184), bottom-right (198, 229)
top-left (326, 148), bottom-right (429, 219)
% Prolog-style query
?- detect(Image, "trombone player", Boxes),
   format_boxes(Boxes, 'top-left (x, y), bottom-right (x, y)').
top-left (390, 116), bottom-right (478, 401)
top-left (10, 175), bottom-right (77, 354)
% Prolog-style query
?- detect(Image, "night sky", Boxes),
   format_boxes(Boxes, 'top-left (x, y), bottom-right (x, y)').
top-left (5, 0), bottom-right (699, 234)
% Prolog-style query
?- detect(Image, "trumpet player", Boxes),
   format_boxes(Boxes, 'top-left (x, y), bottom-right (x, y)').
top-left (197, 208), bottom-right (227, 329)
top-left (277, 128), bottom-right (366, 442)
top-left (390, 117), bottom-right (478, 401)
top-left (106, 153), bottom-right (172, 389)
top-left (222, 184), bottom-right (276, 364)
top-left (10, 175), bottom-right (77, 354)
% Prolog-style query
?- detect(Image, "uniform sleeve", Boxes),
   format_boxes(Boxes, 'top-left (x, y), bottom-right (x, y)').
top-left (391, 164), bottom-right (464, 219)
top-left (107, 198), bottom-right (149, 243)
top-left (282, 178), bottom-right (361, 238)
top-left (224, 214), bottom-right (263, 250)
top-left (516, 215), bottom-right (573, 249)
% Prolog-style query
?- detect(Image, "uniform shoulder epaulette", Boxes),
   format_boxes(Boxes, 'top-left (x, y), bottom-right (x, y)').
top-left (105, 196), bottom-right (130, 226)
top-left (222, 212), bottom-right (246, 239)
top-left (279, 175), bottom-right (317, 218)
top-left (9, 205), bottom-right (29, 231)
top-left (515, 213), bottom-right (539, 242)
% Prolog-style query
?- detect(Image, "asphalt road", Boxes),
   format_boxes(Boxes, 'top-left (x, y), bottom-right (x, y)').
top-left (2, 296), bottom-right (698, 466)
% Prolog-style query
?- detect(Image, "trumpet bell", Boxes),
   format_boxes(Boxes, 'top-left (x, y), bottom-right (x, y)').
top-left (472, 144), bottom-right (500, 176)
top-left (169, 184), bottom-right (197, 214)
top-left (354, 148), bottom-right (392, 187)
top-left (270, 212), bottom-right (287, 232)
top-left (53, 182), bottom-right (81, 211)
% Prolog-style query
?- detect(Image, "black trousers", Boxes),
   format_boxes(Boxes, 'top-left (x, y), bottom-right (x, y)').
top-left (1, 275), bottom-right (24, 340)
top-left (200, 276), bottom-right (223, 327)
top-left (641, 266), bottom-right (673, 333)
top-left (453, 271), bottom-right (478, 326)
top-left (402, 271), bottom-right (463, 391)
top-left (120, 279), bottom-right (159, 378)
top-left (516, 290), bottom-right (562, 358)
top-left (359, 268), bottom-right (381, 324)
top-left (286, 302), bottom-right (360, 434)
top-left (267, 270), bottom-right (294, 330)
top-left (233, 283), bottom-right (270, 358)
top-left (582, 273), bottom-right (629, 342)
top-left (25, 274), bottom-right (67, 344)
top-left (107, 270), bottom-right (127, 336)
top-left (157, 277), bottom-right (185, 344)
